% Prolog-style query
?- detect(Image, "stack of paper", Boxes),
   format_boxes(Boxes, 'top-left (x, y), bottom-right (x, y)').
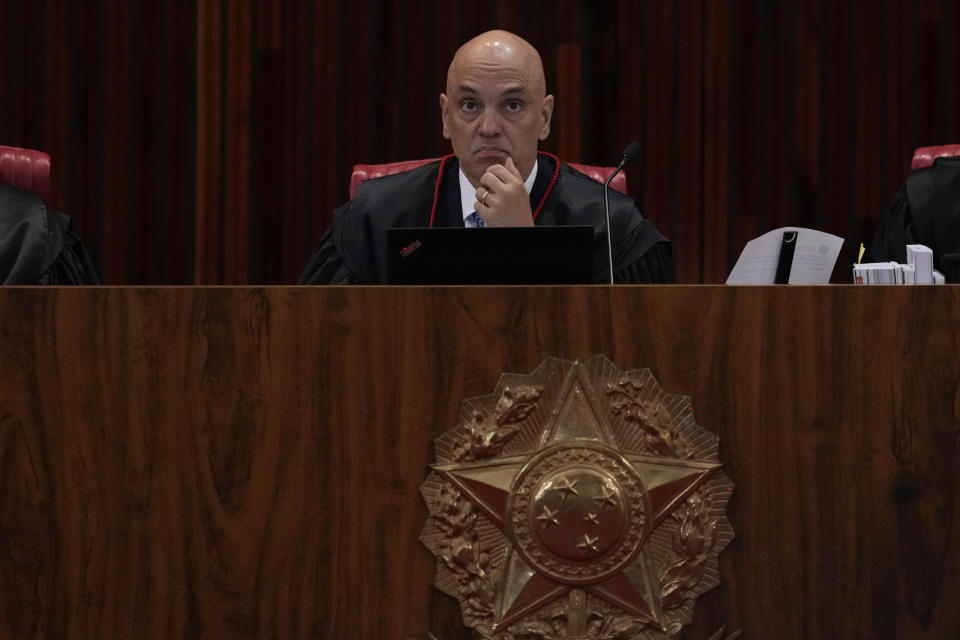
top-left (853, 262), bottom-right (901, 284)
top-left (852, 245), bottom-right (944, 285)
top-left (906, 245), bottom-right (933, 284)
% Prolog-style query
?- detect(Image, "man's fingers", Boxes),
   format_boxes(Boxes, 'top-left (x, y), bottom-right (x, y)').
top-left (484, 163), bottom-right (522, 186)
top-left (478, 170), bottom-right (504, 193)
top-left (475, 186), bottom-right (493, 207)
top-left (476, 159), bottom-right (528, 220)
top-left (504, 156), bottom-right (522, 178)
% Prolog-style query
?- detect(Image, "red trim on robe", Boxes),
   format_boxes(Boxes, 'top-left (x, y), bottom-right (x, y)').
top-left (428, 154), bottom-right (457, 228)
top-left (533, 151), bottom-right (561, 222)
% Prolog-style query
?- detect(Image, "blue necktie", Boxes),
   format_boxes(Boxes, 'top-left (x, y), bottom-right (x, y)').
top-left (471, 212), bottom-right (485, 228)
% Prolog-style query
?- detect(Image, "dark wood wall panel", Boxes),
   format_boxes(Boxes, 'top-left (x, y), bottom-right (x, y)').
top-left (2, 0), bottom-right (960, 284)
top-left (1, 286), bottom-right (959, 638)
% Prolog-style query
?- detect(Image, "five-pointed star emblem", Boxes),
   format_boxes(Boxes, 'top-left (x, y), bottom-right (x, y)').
top-left (594, 486), bottom-right (618, 509)
top-left (553, 476), bottom-right (579, 500)
top-left (577, 534), bottom-right (600, 555)
top-left (537, 505), bottom-right (560, 529)
top-left (433, 369), bottom-right (720, 631)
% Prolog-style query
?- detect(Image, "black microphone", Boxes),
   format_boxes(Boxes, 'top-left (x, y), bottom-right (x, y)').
top-left (603, 142), bottom-right (642, 284)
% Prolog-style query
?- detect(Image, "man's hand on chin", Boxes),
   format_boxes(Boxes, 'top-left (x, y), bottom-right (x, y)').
top-left (474, 157), bottom-right (534, 227)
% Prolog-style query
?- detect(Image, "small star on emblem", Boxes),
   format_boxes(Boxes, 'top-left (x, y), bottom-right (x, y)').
top-left (537, 505), bottom-right (560, 529)
top-left (577, 534), bottom-right (599, 555)
top-left (594, 486), bottom-right (618, 509)
top-left (582, 511), bottom-right (599, 526)
top-left (553, 477), bottom-right (579, 500)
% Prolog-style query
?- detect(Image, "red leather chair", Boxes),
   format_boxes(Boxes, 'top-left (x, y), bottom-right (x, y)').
top-left (910, 144), bottom-right (960, 170)
top-left (0, 145), bottom-right (52, 203)
top-left (350, 156), bottom-right (627, 198)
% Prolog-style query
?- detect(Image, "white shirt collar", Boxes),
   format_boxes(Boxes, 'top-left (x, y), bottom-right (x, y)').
top-left (459, 158), bottom-right (539, 226)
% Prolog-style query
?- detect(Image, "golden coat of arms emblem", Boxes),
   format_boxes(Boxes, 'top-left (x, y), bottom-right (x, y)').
top-left (420, 357), bottom-right (734, 639)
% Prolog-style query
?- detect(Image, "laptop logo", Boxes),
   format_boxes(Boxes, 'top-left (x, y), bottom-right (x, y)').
top-left (399, 239), bottom-right (422, 258)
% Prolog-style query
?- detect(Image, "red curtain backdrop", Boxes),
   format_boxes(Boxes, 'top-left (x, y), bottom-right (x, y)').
top-left (2, 0), bottom-right (958, 284)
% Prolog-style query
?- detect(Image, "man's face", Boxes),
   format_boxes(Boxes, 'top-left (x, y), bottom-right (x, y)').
top-left (439, 45), bottom-right (554, 187)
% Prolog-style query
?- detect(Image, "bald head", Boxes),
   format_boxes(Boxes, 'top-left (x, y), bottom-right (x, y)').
top-left (439, 30), bottom-right (554, 187)
top-left (446, 30), bottom-right (547, 98)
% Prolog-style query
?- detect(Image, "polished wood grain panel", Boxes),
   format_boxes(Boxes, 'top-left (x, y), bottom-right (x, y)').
top-left (0, 286), bottom-right (958, 639)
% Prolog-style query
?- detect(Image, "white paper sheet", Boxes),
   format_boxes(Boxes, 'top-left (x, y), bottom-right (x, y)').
top-left (726, 227), bottom-right (844, 285)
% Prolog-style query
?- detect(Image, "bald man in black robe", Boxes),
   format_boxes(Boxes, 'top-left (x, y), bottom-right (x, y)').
top-left (300, 30), bottom-right (673, 285)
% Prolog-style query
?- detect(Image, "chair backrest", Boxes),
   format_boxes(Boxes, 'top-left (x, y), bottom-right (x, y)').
top-left (0, 145), bottom-right (52, 204)
top-left (349, 157), bottom-right (627, 199)
top-left (911, 144), bottom-right (960, 170)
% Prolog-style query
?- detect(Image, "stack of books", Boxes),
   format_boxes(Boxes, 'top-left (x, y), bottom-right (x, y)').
top-left (853, 245), bottom-right (945, 285)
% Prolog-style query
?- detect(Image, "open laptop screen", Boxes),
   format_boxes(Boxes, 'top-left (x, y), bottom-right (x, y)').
top-left (386, 226), bottom-right (594, 285)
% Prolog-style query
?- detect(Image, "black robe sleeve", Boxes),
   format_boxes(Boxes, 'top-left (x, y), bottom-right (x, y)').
top-left (297, 189), bottom-right (401, 285)
top-left (297, 225), bottom-right (360, 284)
top-left (298, 164), bottom-right (439, 285)
top-left (866, 184), bottom-right (913, 264)
top-left (612, 235), bottom-right (675, 284)
top-left (38, 212), bottom-right (101, 285)
top-left (1, 184), bottom-right (100, 285)
top-left (581, 176), bottom-right (674, 284)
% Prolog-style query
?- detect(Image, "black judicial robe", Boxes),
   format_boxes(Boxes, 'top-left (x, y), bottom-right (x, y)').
top-left (299, 153), bottom-right (674, 284)
top-left (0, 184), bottom-right (101, 285)
top-left (868, 156), bottom-right (960, 272)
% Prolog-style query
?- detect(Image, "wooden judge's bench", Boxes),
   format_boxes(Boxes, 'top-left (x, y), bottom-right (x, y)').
top-left (0, 285), bottom-right (958, 639)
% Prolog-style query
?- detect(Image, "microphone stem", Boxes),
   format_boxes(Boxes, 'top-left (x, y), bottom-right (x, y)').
top-left (604, 187), bottom-right (614, 284)
top-left (603, 157), bottom-right (629, 285)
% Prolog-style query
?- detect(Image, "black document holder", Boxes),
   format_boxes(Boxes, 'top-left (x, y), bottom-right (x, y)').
top-left (774, 230), bottom-right (798, 284)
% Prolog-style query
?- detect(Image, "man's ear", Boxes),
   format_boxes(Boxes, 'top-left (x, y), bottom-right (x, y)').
top-left (439, 93), bottom-right (451, 140)
top-left (539, 94), bottom-right (555, 141)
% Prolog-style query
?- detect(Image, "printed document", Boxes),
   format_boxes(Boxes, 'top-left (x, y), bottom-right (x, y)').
top-left (726, 227), bottom-right (844, 284)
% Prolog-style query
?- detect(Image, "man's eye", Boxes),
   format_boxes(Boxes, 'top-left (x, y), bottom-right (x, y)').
top-left (462, 100), bottom-right (478, 112)
top-left (505, 101), bottom-right (523, 113)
